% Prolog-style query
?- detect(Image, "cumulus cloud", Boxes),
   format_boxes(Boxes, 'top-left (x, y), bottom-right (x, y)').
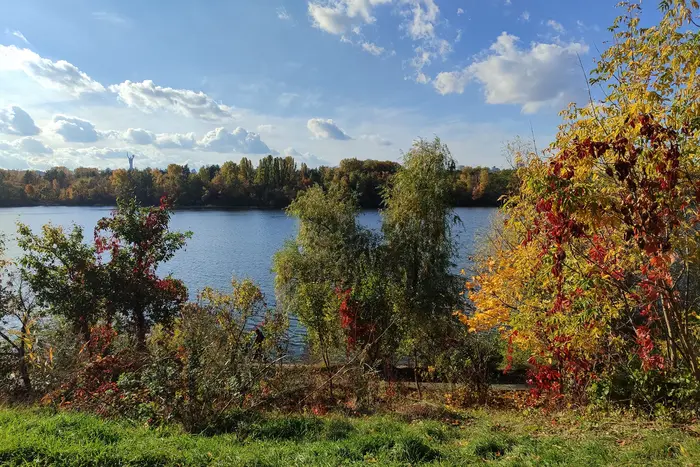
top-left (457, 8), bottom-right (464, 15)
top-left (122, 128), bottom-right (155, 145)
top-left (361, 41), bottom-right (386, 56)
top-left (434, 32), bottom-right (588, 113)
top-left (154, 132), bottom-right (198, 149)
top-left (433, 69), bottom-right (470, 95)
top-left (109, 80), bottom-right (236, 120)
top-left (283, 147), bottom-right (329, 167)
top-left (9, 137), bottom-right (53, 155)
top-left (520, 11), bottom-right (530, 22)
top-left (49, 115), bottom-right (102, 142)
top-left (307, 118), bottom-right (352, 140)
top-left (308, 0), bottom-right (392, 35)
top-left (360, 134), bottom-right (392, 146)
top-left (0, 45), bottom-right (106, 96)
top-left (0, 106), bottom-right (40, 136)
top-left (197, 127), bottom-right (272, 154)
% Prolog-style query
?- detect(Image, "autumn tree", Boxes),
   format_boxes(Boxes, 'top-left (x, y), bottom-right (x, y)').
top-left (463, 0), bottom-right (700, 407)
top-left (94, 197), bottom-right (191, 350)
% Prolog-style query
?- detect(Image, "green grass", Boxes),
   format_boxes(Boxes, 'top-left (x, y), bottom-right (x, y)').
top-left (0, 407), bottom-right (698, 466)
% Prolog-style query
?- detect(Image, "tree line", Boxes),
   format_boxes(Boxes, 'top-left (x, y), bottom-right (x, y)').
top-left (0, 156), bottom-right (514, 209)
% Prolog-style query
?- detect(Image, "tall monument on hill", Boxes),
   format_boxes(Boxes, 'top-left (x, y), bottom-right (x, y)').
top-left (127, 153), bottom-right (135, 171)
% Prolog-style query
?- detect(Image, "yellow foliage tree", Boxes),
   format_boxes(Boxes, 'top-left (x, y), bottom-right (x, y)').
top-left (461, 1), bottom-right (700, 404)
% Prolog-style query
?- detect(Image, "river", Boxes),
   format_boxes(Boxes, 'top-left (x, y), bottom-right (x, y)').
top-left (0, 206), bottom-right (496, 348)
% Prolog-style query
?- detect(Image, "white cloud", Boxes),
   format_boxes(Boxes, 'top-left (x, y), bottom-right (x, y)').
top-left (547, 20), bottom-right (565, 34)
top-left (361, 41), bottom-right (385, 56)
top-left (277, 7), bottom-right (292, 21)
top-left (0, 137), bottom-right (54, 169)
top-left (408, 39), bottom-right (451, 83)
top-left (520, 11), bottom-right (530, 22)
top-left (108, 80), bottom-right (236, 121)
top-left (49, 115), bottom-right (101, 142)
top-left (6, 29), bottom-right (30, 45)
top-left (434, 32), bottom-right (588, 113)
top-left (92, 12), bottom-right (132, 27)
top-left (308, 0), bottom-right (392, 35)
top-left (197, 127), bottom-right (272, 154)
top-left (257, 124), bottom-right (275, 133)
top-left (576, 20), bottom-right (600, 32)
top-left (0, 152), bottom-right (30, 170)
top-left (122, 128), bottom-right (155, 145)
top-left (415, 72), bottom-right (430, 84)
top-left (401, 0), bottom-right (440, 41)
top-left (0, 106), bottom-right (40, 136)
top-left (457, 8), bottom-right (464, 15)
top-left (283, 147), bottom-right (330, 167)
top-left (307, 118), bottom-right (352, 140)
top-left (307, 0), bottom-right (450, 83)
top-left (398, 0), bottom-right (453, 83)
top-left (360, 134), bottom-right (392, 146)
top-left (433, 70), bottom-right (470, 95)
top-left (154, 132), bottom-right (198, 149)
top-left (50, 146), bottom-right (145, 169)
top-left (0, 45), bottom-right (106, 97)
top-left (10, 137), bottom-right (53, 155)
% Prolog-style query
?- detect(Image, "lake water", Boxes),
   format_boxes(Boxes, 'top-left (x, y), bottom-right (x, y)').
top-left (0, 206), bottom-right (496, 347)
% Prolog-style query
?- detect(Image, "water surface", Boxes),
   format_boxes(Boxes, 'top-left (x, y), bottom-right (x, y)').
top-left (0, 206), bottom-right (496, 347)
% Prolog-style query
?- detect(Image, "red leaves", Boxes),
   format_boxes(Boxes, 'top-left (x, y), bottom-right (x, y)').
top-left (518, 113), bottom-right (692, 403)
top-left (48, 325), bottom-right (134, 414)
top-left (634, 325), bottom-right (665, 371)
top-left (336, 287), bottom-right (376, 352)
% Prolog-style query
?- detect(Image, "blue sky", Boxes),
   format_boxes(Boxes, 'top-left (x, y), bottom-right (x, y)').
top-left (0, 0), bottom-right (626, 170)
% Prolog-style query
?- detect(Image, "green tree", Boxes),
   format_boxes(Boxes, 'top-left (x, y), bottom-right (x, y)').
top-left (273, 185), bottom-right (359, 369)
top-left (0, 236), bottom-right (38, 396)
top-left (382, 137), bottom-right (462, 395)
top-left (17, 224), bottom-right (103, 343)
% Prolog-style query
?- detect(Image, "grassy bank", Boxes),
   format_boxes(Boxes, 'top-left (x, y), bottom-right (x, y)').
top-left (0, 407), bottom-right (698, 466)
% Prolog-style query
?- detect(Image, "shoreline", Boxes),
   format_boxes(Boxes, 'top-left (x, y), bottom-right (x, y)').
top-left (0, 202), bottom-right (503, 210)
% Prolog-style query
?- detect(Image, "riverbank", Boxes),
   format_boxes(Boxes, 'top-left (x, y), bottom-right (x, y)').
top-left (0, 201), bottom-right (503, 210)
top-left (0, 407), bottom-right (696, 466)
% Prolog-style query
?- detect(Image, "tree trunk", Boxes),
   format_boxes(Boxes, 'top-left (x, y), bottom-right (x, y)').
top-left (413, 348), bottom-right (422, 400)
top-left (18, 327), bottom-right (32, 396)
top-left (78, 318), bottom-right (91, 349)
top-left (135, 308), bottom-right (147, 351)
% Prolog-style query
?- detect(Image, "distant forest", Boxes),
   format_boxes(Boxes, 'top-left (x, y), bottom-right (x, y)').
top-left (0, 156), bottom-right (515, 209)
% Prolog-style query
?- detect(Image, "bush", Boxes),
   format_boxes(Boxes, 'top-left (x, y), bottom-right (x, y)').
top-left (432, 325), bottom-right (503, 402)
top-left (41, 324), bottom-right (137, 416)
top-left (117, 278), bottom-right (289, 431)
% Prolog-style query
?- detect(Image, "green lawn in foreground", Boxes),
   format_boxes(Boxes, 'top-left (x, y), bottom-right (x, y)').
top-left (0, 407), bottom-right (698, 466)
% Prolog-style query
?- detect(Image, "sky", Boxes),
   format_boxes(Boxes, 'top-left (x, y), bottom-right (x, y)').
top-left (0, 0), bottom-right (628, 171)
